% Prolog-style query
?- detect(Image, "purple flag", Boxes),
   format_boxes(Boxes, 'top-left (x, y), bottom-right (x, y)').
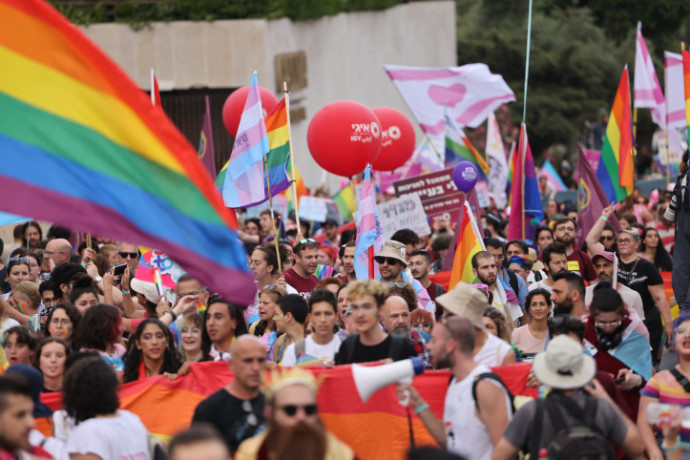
top-left (576, 144), bottom-right (619, 249)
top-left (198, 95), bottom-right (217, 177)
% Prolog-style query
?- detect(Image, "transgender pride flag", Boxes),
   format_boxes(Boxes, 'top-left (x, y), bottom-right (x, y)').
top-left (221, 72), bottom-right (269, 208)
top-left (354, 165), bottom-right (384, 280)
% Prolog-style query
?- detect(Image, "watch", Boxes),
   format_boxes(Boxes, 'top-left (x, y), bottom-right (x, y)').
top-left (94, 275), bottom-right (103, 283)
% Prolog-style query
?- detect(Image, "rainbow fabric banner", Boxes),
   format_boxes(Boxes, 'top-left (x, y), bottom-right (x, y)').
top-left (332, 184), bottom-right (355, 222)
top-left (597, 66), bottom-right (634, 204)
top-left (449, 201), bottom-right (484, 289)
top-left (39, 361), bottom-right (536, 460)
top-left (507, 124), bottom-right (543, 242)
top-left (684, 50), bottom-right (690, 146)
top-left (0, 0), bottom-right (254, 305)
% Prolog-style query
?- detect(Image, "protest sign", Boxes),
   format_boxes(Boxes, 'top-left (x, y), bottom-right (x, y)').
top-left (377, 194), bottom-right (431, 240)
top-left (393, 167), bottom-right (458, 200)
top-left (422, 191), bottom-right (464, 225)
top-left (299, 196), bottom-right (331, 222)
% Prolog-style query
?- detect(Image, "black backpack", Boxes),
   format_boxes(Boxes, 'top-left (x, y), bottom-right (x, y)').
top-left (470, 372), bottom-right (516, 415)
top-left (529, 393), bottom-right (615, 460)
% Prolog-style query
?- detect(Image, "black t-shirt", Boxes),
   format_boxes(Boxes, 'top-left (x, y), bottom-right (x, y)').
top-left (0, 266), bottom-right (9, 294)
top-left (334, 334), bottom-right (417, 365)
top-left (192, 389), bottom-right (265, 453)
top-left (617, 257), bottom-right (664, 324)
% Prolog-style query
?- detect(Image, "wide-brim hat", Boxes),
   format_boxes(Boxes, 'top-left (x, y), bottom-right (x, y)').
top-left (532, 335), bottom-right (596, 390)
top-left (435, 282), bottom-right (488, 329)
top-left (131, 278), bottom-right (160, 304)
top-left (374, 240), bottom-right (407, 266)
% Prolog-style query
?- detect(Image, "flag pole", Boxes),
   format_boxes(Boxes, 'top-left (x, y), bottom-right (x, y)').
top-left (283, 81), bottom-right (301, 236)
top-left (264, 156), bottom-right (282, 275)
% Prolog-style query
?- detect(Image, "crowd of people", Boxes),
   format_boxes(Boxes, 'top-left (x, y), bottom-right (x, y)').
top-left (0, 153), bottom-right (687, 460)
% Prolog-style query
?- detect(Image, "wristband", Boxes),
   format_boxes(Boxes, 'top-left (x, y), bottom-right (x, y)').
top-left (599, 215), bottom-right (608, 222)
top-left (662, 436), bottom-right (681, 453)
top-left (81, 263), bottom-right (88, 268)
top-left (168, 310), bottom-right (178, 321)
top-left (414, 402), bottom-right (429, 414)
top-left (121, 290), bottom-right (130, 295)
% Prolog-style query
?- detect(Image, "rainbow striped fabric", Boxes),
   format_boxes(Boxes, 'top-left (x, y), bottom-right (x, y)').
top-left (444, 114), bottom-right (489, 180)
top-left (684, 50), bottom-right (690, 146)
top-left (332, 183), bottom-right (355, 221)
top-left (507, 124), bottom-right (543, 242)
top-left (449, 201), bottom-right (484, 289)
top-left (597, 66), bottom-right (634, 203)
top-left (0, 0), bottom-right (254, 305)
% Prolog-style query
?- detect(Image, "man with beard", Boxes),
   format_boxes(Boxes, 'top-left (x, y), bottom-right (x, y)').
top-left (283, 239), bottom-right (319, 301)
top-left (380, 295), bottom-right (431, 368)
top-left (337, 241), bottom-right (356, 283)
top-left (235, 367), bottom-right (354, 459)
top-left (584, 252), bottom-right (644, 319)
top-left (550, 272), bottom-right (587, 317)
top-left (397, 313), bottom-right (512, 460)
top-left (472, 251), bottom-right (523, 325)
top-left (409, 250), bottom-right (446, 302)
top-left (528, 242), bottom-right (569, 294)
top-left (553, 217), bottom-right (597, 282)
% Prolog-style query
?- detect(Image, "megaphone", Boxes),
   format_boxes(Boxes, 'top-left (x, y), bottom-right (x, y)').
top-left (352, 358), bottom-right (425, 403)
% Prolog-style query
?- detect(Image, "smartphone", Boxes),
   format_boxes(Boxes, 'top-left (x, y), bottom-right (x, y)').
top-left (111, 264), bottom-right (127, 276)
top-left (614, 376), bottom-right (625, 384)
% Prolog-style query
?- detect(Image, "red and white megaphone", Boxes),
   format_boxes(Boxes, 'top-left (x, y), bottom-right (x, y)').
top-left (352, 358), bottom-right (425, 404)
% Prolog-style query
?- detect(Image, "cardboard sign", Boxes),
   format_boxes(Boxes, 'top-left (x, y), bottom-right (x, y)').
top-left (377, 194), bottom-right (431, 240)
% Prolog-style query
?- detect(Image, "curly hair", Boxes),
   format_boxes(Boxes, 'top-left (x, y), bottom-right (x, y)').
top-left (73, 304), bottom-right (121, 352)
top-left (44, 303), bottom-right (81, 338)
top-left (385, 282), bottom-right (418, 312)
top-left (482, 307), bottom-right (512, 343)
top-left (123, 319), bottom-right (181, 383)
top-left (62, 356), bottom-right (119, 423)
top-left (346, 280), bottom-right (388, 308)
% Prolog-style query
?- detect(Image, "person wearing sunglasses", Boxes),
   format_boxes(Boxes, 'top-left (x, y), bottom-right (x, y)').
top-left (235, 367), bottom-right (354, 459)
top-left (116, 242), bottom-right (140, 275)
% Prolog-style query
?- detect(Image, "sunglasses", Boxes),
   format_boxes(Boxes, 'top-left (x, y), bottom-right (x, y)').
top-left (600, 236), bottom-right (614, 241)
top-left (242, 400), bottom-right (259, 426)
top-left (387, 282), bottom-right (408, 289)
top-left (278, 403), bottom-right (318, 417)
top-left (8, 257), bottom-right (30, 263)
top-left (298, 238), bottom-right (316, 244)
top-left (119, 252), bottom-right (139, 259)
top-left (375, 257), bottom-right (399, 266)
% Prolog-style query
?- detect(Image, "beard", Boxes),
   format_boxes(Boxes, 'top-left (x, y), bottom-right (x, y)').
top-left (433, 352), bottom-right (452, 370)
top-left (390, 326), bottom-right (410, 337)
top-left (553, 296), bottom-right (574, 316)
top-left (266, 418), bottom-right (326, 460)
top-left (557, 235), bottom-right (574, 246)
top-left (477, 272), bottom-right (496, 286)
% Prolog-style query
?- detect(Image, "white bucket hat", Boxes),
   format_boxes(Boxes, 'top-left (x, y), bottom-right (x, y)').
top-left (532, 335), bottom-right (596, 390)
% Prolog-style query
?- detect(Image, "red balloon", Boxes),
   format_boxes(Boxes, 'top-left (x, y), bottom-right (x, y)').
top-left (307, 101), bottom-right (382, 177)
top-left (222, 86), bottom-right (278, 137)
top-left (371, 107), bottom-right (416, 171)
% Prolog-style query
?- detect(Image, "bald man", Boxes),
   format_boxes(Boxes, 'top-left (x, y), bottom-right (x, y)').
top-left (381, 295), bottom-right (431, 368)
top-left (192, 335), bottom-right (267, 454)
top-left (44, 238), bottom-right (72, 267)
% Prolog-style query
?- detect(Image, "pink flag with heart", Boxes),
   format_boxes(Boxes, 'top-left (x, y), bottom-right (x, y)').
top-left (384, 64), bottom-right (515, 153)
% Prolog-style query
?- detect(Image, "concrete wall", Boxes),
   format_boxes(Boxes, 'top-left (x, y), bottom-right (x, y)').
top-left (79, 1), bottom-right (456, 191)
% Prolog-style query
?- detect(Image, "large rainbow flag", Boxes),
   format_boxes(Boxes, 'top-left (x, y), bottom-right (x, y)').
top-left (449, 201), bottom-right (484, 289)
top-left (0, 0), bottom-right (254, 304)
top-left (597, 66), bottom-right (634, 203)
top-left (39, 361), bottom-right (536, 460)
top-left (683, 50), bottom-right (690, 145)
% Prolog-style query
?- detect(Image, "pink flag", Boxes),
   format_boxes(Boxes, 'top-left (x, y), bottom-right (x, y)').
top-left (384, 64), bottom-right (515, 153)
top-left (665, 51), bottom-right (686, 160)
top-left (197, 95), bottom-right (217, 177)
top-left (576, 145), bottom-right (620, 249)
top-left (354, 165), bottom-right (384, 279)
top-left (634, 22), bottom-right (665, 127)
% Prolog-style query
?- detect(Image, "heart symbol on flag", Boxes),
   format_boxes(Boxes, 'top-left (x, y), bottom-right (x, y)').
top-left (428, 83), bottom-right (466, 107)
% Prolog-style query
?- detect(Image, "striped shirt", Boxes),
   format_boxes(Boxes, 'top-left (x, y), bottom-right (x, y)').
top-left (641, 370), bottom-right (690, 442)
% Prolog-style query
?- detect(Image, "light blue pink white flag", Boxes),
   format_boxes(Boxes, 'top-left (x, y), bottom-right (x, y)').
top-left (384, 64), bottom-right (515, 153)
top-left (221, 72), bottom-right (269, 208)
top-left (354, 165), bottom-right (384, 280)
top-left (634, 22), bottom-right (665, 127)
top-left (538, 160), bottom-right (567, 192)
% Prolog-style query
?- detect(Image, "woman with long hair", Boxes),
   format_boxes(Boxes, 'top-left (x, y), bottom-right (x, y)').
top-left (3, 257), bottom-right (31, 299)
top-left (179, 313), bottom-right (209, 363)
top-left (639, 227), bottom-right (673, 272)
top-left (123, 318), bottom-right (182, 383)
top-left (62, 357), bottom-right (150, 459)
top-left (44, 303), bottom-right (81, 348)
top-left (21, 221), bottom-right (43, 250)
top-left (74, 304), bottom-right (126, 373)
top-left (510, 289), bottom-right (551, 359)
top-left (247, 246), bottom-right (294, 322)
top-left (250, 285), bottom-right (286, 361)
top-left (33, 337), bottom-right (70, 392)
top-left (201, 296), bottom-right (249, 361)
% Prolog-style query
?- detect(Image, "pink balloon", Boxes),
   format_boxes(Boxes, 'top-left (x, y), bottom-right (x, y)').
top-left (307, 101), bottom-right (382, 177)
top-left (371, 107), bottom-right (416, 171)
top-left (222, 86), bottom-right (278, 137)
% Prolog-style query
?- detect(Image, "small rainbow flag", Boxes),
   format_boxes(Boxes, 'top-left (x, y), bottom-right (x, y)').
top-left (332, 183), bottom-right (355, 222)
top-left (683, 49), bottom-right (690, 146)
top-left (196, 301), bottom-right (206, 314)
top-left (0, 0), bottom-right (254, 305)
top-left (444, 114), bottom-right (489, 180)
top-left (449, 201), bottom-right (484, 289)
top-left (597, 66), bottom-right (634, 203)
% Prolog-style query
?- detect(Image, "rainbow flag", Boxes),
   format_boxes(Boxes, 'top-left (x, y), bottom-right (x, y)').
top-left (444, 114), bottom-right (489, 180)
top-left (284, 159), bottom-right (308, 215)
top-left (683, 50), bottom-right (690, 145)
top-left (217, 98), bottom-right (290, 200)
top-left (40, 361), bottom-right (537, 459)
top-left (449, 201), bottom-right (484, 289)
top-left (597, 66), bottom-right (634, 203)
top-left (505, 141), bottom-right (516, 205)
top-left (0, 0), bottom-right (254, 305)
top-left (332, 184), bottom-right (355, 221)
top-left (507, 124), bottom-right (543, 242)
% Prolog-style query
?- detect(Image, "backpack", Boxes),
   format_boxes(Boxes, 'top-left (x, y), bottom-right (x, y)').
top-left (529, 393), bottom-right (616, 460)
top-left (470, 372), bottom-right (516, 415)
top-left (506, 269), bottom-right (520, 299)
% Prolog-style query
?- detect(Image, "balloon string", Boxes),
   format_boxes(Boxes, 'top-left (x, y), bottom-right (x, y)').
top-left (523, 0), bottom-right (533, 122)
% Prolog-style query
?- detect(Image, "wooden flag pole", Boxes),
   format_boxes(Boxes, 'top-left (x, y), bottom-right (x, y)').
top-left (282, 81), bottom-right (301, 236)
top-left (263, 156), bottom-right (282, 275)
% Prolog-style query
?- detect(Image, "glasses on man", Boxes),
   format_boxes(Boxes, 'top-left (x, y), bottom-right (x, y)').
top-left (119, 251), bottom-right (139, 259)
top-left (278, 404), bottom-right (318, 417)
top-left (375, 257), bottom-right (399, 266)
top-left (178, 290), bottom-right (207, 297)
top-left (616, 239), bottom-right (633, 245)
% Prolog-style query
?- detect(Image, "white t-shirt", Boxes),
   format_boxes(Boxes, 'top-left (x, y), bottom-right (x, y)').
top-left (64, 410), bottom-right (150, 460)
top-left (280, 335), bottom-right (343, 367)
top-left (445, 364), bottom-right (512, 460)
top-left (474, 331), bottom-right (513, 367)
top-left (585, 283), bottom-right (645, 319)
top-left (528, 279), bottom-right (552, 293)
